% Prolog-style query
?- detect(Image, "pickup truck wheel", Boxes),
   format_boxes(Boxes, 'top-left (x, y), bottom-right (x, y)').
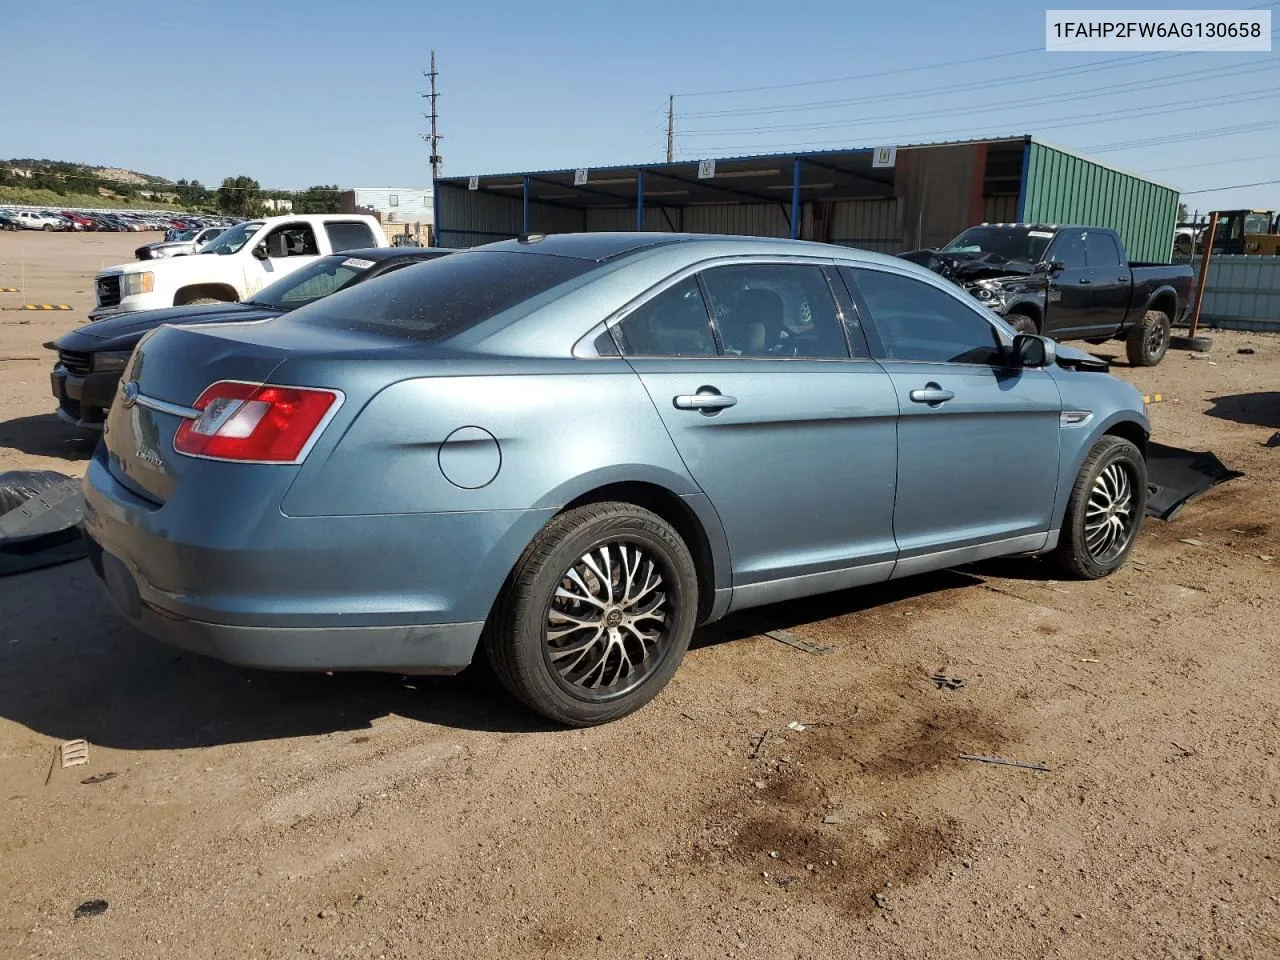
top-left (183, 297), bottom-right (224, 305)
top-left (1006, 313), bottom-right (1037, 335)
top-left (485, 502), bottom-right (698, 727)
top-left (42, 224), bottom-right (54, 232)
top-left (1053, 436), bottom-right (1147, 580)
top-left (1125, 310), bottom-right (1171, 366)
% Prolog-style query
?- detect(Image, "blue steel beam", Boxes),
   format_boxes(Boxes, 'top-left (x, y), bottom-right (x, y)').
top-left (636, 169), bottom-right (645, 230)
top-left (790, 158), bottom-right (802, 240)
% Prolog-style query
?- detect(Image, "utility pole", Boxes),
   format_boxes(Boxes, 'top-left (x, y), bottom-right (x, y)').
top-left (665, 94), bottom-right (675, 163)
top-left (423, 51), bottom-right (442, 180)
top-left (423, 51), bottom-right (442, 245)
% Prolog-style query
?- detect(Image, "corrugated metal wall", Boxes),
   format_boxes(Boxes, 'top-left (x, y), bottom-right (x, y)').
top-left (435, 183), bottom-right (585, 248)
top-left (1189, 254), bottom-right (1280, 332)
top-left (827, 199), bottom-right (901, 252)
top-left (983, 195), bottom-right (1018, 223)
top-left (682, 203), bottom-right (789, 236)
top-left (1021, 142), bottom-right (1179, 263)
top-left (895, 143), bottom-right (983, 250)
top-left (584, 207), bottom-right (681, 232)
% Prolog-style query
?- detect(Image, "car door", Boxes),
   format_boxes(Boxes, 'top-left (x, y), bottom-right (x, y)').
top-left (613, 261), bottom-right (900, 610)
top-left (1042, 229), bottom-right (1096, 337)
top-left (842, 266), bottom-right (1062, 575)
top-left (1085, 231), bottom-right (1131, 334)
top-left (243, 222), bottom-right (322, 298)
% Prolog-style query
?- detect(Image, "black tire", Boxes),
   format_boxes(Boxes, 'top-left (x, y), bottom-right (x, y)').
top-left (42, 224), bottom-right (54, 232)
top-left (485, 502), bottom-right (699, 726)
top-left (1006, 313), bottom-right (1037, 335)
top-left (1169, 334), bottom-right (1213, 353)
top-left (1053, 436), bottom-right (1147, 580)
top-left (1125, 310), bottom-right (1170, 366)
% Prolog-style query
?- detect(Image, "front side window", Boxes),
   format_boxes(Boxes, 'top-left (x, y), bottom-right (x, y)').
top-left (1048, 231), bottom-right (1087, 270)
top-left (700, 263), bottom-right (850, 359)
top-left (848, 268), bottom-right (1004, 365)
top-left (613, 276), bottom-right (717, 357)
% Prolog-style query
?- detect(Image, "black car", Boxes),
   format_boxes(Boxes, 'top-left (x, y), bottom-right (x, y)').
top-left (48, 246), bottom-right (453, 429)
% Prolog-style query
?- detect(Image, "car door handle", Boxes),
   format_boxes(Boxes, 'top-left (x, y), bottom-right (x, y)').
top-left (1078, 278), bottom-right (1092, 285)
top-left (673, 392), bottom-right (737, 411)
top-left (1117, 276), bottom-right (1129, 282)
top-left (909, 385), bottom-right (955, 406)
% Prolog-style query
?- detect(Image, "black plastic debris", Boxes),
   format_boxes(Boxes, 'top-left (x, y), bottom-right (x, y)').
top-left (1146, 443), bottom-right (1244, 521)
top-left (0, 472), bottom-right (87, 577)
top-left (74, 900), bottom-right (108, 919)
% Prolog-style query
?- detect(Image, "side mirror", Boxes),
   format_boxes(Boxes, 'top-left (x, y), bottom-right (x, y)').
top-left (1042, 259), bottom-right (1066, 276)
top-left (1013, 333), bottom-right (1056, 368)
top-left (252, 242), bottom-right (270, 260)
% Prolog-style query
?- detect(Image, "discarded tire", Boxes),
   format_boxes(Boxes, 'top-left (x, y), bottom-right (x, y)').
top-left (1169, 334), bottom-right (1213, 353)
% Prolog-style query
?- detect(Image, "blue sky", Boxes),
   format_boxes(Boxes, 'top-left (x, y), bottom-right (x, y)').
top-left (1, 0), bottom-right (1277, 211)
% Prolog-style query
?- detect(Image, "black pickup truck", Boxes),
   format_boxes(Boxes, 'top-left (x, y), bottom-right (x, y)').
top-left (900, 223), bottom-right (1194, 366)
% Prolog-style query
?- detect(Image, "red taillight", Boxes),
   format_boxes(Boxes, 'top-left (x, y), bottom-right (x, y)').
top-left (174, 381), bottom-right (340, 463)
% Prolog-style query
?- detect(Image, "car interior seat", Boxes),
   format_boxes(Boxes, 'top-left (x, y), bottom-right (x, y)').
top-left (723, 288), bottom-right (785, 354)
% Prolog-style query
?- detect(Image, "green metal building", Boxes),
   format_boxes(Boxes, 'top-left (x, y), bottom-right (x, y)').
top-left (436, 134), bottom-right (1180, 262)
top-left (1019, 140), bottom-right (1178, 262)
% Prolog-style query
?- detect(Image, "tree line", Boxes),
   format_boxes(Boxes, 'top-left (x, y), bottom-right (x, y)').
top-left (0, 160), bottom-right (343, 215)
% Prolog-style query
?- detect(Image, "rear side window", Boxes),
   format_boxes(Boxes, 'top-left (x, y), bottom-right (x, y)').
top-left (701, 263), bottom-right (850, 359)
top-left (325, 221), bottom-right (377, 252)
top-left (1086, 232), bottom-right (1122, 267)
top-left (612, 276), bottom-right (718, 357)
top-left (288, 251), bottom-right (594, 342)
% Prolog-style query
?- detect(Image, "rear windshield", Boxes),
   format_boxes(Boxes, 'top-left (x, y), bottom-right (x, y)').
top-left (287, 251), bottom-right (594, 342)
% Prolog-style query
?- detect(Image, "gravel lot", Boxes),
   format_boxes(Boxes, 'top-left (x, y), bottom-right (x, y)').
top-left (1, 231), bottom-right (1277, 960)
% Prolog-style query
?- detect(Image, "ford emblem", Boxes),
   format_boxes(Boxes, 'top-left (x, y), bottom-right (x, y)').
top-left (120, 380), bottom-right (140, 407)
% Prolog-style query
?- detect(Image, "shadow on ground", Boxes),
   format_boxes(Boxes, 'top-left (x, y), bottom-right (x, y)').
top-left (0, 557), bottom-right (1038, 750)
top-left (0, 413), bottom-right (96, 462)
top-left (1205, 392), bottom-right (1280, 429)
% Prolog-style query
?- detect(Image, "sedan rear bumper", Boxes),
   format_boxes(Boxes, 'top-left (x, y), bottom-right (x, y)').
top-left (85, 532), bottom-right (485, 674)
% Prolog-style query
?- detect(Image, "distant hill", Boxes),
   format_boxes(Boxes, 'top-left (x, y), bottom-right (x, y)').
top-left (3, 158), bottom-right (173, 186)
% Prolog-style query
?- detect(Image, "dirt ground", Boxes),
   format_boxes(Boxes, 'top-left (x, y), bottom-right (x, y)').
top-left (1, 232), bottom-right (1277, 960)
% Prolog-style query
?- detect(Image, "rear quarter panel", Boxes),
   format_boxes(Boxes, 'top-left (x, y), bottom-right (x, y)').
top-left (281, 361), bottom-right (704, 516)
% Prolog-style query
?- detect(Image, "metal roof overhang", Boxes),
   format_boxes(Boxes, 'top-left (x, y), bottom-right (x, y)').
top-left (439, 137), bottom-right (1029, 212)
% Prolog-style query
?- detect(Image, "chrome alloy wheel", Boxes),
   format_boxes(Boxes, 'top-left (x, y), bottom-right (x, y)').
top-left (1084, 462), bottom-right (1139, 563)
top-left (544, 542), bottom-right (671, 698)
top-left (1145, 316), bottom-right (1166, 355)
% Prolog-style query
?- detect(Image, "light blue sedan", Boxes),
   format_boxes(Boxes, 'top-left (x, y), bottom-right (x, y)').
top-left (82, 233), bottom-right (1149, 725)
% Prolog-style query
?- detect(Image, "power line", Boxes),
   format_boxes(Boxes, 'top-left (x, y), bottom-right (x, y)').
top-left (1183, 178), bottom-right (1280, 194)
top-left (680, 63), bottom-right (1280, 138)
top-left (673, 1), bottom-right (1278, 100)
top-left (675, 45), bottom-right (1045, 98)
top-left (675, 90), bottom-right (1280, 157)
top-left (679, 27), bottom-right (1279, 119)
top-left (1082, 119), bottom-right (1279, 153)
top-left (1140, 150), bottom-right (1280, 174)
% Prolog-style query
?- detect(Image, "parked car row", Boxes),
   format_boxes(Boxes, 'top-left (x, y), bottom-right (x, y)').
top-left (54, 229), bottom-right (1152, 727)
top-left (0, 207), bottom-right (237, 233)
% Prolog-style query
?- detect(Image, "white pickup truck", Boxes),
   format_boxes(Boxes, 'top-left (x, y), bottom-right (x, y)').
top-left (88, 213), bottom-right (387, 321)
